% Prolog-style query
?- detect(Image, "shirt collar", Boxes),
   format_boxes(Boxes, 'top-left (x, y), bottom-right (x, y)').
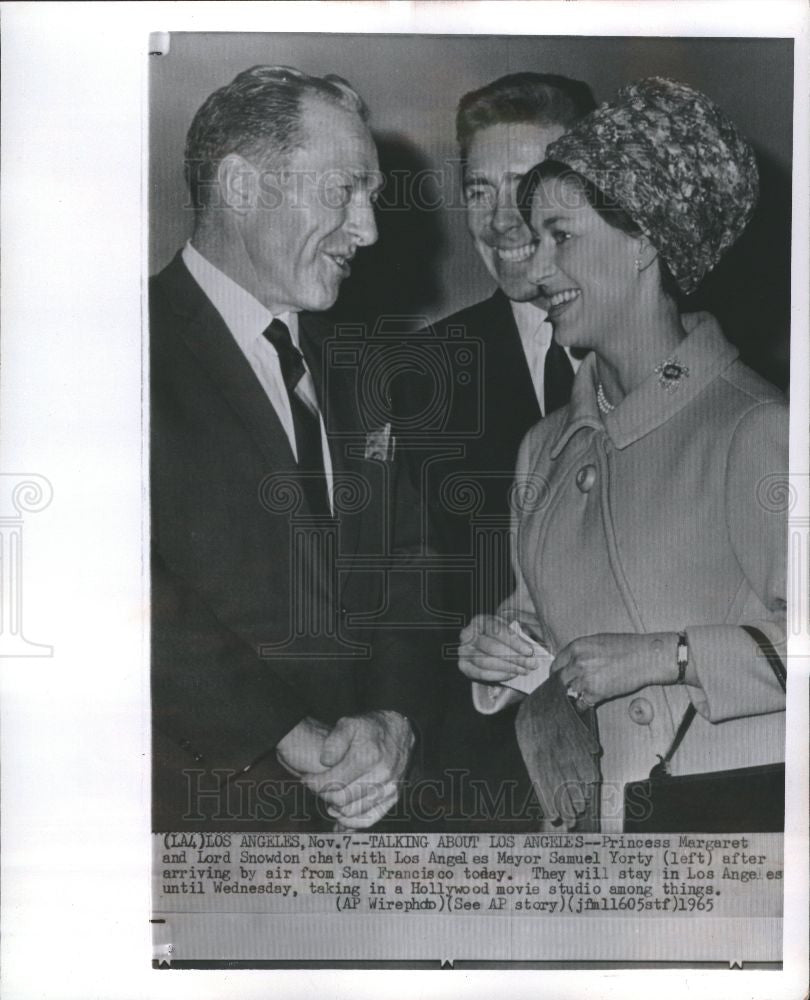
top-left (511, 300), bottom-right (551, 348)
top-left (510, 300), bottom-right (582, 377)
top-left (550, 312), bottom-right (739, 458)
top-left (182, 241), bottom-right (298, 349)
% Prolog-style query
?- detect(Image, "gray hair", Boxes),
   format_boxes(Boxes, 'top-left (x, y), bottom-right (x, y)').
top-left (184, 64), bottom-right (369, 211)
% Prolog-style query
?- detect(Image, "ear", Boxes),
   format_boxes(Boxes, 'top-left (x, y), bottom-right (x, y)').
top-left (216, 153), bottom-right (257, 215)
top-left (634, 234), bottom-right (659, 274)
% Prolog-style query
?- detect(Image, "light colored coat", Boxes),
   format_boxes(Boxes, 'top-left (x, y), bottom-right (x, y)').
top-left (502, 314), bottom-right (787, 831)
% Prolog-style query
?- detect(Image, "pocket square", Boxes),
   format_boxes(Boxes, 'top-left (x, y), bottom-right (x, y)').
top-left (364, 422), bottom-right (395, 461)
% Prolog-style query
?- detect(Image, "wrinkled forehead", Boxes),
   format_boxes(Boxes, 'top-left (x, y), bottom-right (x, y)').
top-left (296, 96), bottom-right (380, 173)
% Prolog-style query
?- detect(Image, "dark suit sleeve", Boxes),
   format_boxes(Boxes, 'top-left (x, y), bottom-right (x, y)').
top-left (152, 550), bottom-right (309, 771)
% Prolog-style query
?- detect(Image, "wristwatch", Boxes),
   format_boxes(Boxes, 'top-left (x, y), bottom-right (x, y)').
top-left (676, 631), bottom-right (689, 684)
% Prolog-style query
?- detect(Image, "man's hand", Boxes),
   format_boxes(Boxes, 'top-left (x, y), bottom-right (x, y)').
top-left (300, 710), bottom-right (415, 829)
top-left (276, 717), bottom-right (332, 776)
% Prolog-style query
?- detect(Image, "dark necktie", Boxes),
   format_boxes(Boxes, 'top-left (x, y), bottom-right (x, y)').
top-left (263, 319), bottom-right (331, 517)
top-left (543, 336), bottom-right (575, 416)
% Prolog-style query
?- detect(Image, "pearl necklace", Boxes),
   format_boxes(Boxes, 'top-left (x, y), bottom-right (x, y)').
top-left (596, 383), bottom-right (615, 415)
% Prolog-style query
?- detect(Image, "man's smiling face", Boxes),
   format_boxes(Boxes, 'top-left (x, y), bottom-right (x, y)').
top-left (240, 95), bottom-right (381, 314)
top-left (463, 121), bottom-right (565, 302)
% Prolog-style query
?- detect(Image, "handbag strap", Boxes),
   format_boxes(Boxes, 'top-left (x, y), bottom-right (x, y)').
top-left (739, 624), bottom-right (787, 691)
top-left (649, 625), bottom-right (786, 778)
top-left (650, 703), bottom-right (696, 778)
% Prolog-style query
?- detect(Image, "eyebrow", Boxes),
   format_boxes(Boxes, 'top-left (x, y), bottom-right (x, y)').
top-left (463, 174), bottom-right (494, 187)
top-left (334, 170), bottom-right (383, 196)
top-left (539, 214), bottom-right (574, 228)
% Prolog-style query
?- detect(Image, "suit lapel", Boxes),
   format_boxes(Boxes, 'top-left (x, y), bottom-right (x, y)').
top-left (299, 312), bottom-right (370, 562)
top-left (474, 291), bottom-right (542, 458)
top-left (487, 290), bottom-right (542, 421)
top-left (155, 255), bottom-right (300, 475)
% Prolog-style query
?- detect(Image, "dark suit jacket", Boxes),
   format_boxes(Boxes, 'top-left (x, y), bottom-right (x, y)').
top-left (151, 253), bottom-right (439, 827)
top-left (394, 290), bottom-right (565, 830)
top-left (399, 289), bottom-right (543, 620)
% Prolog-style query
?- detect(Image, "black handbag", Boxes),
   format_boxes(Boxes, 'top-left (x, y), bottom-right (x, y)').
top-left (623, 626), bottom-right (786, 833)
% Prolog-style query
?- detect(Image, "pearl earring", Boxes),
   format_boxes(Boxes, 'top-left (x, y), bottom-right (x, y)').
top-left (634, 256), bottom-right (642, 271)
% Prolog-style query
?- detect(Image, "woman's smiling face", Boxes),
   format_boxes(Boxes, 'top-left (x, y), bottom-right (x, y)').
top-left (526, 173), bottom-right (643, 352)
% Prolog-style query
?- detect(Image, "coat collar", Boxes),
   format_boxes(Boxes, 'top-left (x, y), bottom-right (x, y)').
top-left (153, 253), bottom-right (299, 469)
top-left (550, 312), bottom-right (739, 458)
top-left (153, 253), bottom-right (353, 456)
top-left (297, 310), bottom-right (366, 447)
top-left (297, 311), bottom-right (383, 562)
top-left (154, 255), bottom-right (359, 497)
top-left (153, 252), bottom-right (371, 567)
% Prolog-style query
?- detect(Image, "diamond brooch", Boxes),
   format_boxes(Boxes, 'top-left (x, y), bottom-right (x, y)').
top-left (655, 357), bottom-right (690, 392)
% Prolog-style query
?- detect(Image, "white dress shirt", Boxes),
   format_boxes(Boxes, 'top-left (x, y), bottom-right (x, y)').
top-left (182, 242), bottom-right (334, 509)
top-left (510, 300), bottom-right (581, 416)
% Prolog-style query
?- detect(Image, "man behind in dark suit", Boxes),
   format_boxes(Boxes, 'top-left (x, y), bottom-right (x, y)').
top-left (408, 73), bottom-right (596, 828)
top-left (151, 66), bottom-right (438, 831)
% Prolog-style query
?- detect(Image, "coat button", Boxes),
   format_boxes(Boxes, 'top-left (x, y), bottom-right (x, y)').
top-left (575, 465), bottom-right (597, 492)
top-left (628, 697), bottom-right (654, 725)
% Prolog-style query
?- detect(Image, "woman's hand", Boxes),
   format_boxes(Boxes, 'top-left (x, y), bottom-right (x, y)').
top-left (551, 632), bottom-right (679, 707)
top-left (458, 614), bottom-right (537, 682)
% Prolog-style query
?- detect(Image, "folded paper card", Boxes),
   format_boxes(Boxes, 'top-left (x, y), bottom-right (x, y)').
top-left (471, 620), bottom-right (555, 714)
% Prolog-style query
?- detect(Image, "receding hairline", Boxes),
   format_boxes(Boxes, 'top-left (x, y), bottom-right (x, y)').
top-left (273, 94), bottom-right (379, 182)
top-left (183, 64), bottom-right (372, 212)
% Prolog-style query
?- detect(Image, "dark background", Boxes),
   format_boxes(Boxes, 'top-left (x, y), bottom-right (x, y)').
top-left (150, 33), bottom-right (794, 387)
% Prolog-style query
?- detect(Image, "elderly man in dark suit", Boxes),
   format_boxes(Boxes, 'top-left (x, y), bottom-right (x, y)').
top-left (403, 73), bottom-right (596, 828)
top-left (151, 66), bottom-right (437, 831)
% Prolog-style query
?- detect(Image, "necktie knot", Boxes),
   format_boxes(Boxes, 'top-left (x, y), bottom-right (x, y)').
top-left (263, 319), bottom-right (306, 393)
